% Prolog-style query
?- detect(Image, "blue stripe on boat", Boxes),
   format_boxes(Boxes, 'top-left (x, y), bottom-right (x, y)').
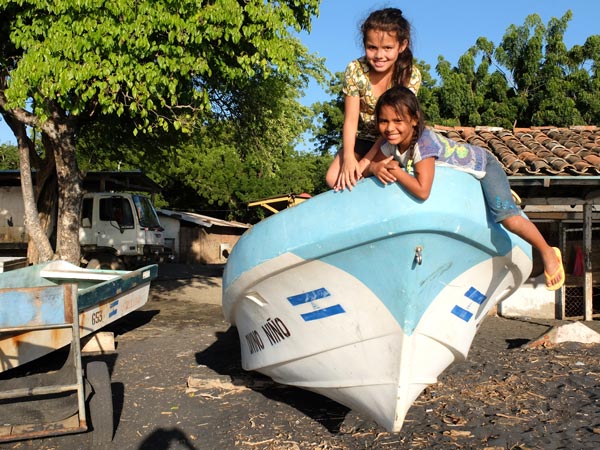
top-left (287, 288), bottom-right (331, 306)
top-left (465, 287), bottom-right (486, 304)
top-left (301, 304), bottom-right (345, 321)
top-left (451, 305), bottom-right (473, 322)
top-left (109, 300), bottom-right (119, 318)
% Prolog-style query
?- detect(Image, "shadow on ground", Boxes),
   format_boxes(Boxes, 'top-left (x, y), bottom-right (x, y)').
top-left (195, 326), bottom-right (352, 433)
top-left (138, 427), bottom-right (199, 450)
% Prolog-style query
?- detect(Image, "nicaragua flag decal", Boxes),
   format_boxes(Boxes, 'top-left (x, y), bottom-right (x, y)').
top-left (451, 287), bottom-right (487, 322)
top-left (287, 288), bottom-right (345, 322)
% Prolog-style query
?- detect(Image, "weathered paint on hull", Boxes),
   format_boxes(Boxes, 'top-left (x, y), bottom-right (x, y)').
top-left (0, 261), bottom-right (156, 372)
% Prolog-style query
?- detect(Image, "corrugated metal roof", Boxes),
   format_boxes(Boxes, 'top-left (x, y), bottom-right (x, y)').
top-left (158, 209), bottom-right (250, 229)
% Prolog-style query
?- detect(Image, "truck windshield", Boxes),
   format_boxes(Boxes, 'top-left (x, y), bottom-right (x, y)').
top-left (99, 197), bottom-right (135, 228)
top-left (132, 195), bottom-right (162, 229)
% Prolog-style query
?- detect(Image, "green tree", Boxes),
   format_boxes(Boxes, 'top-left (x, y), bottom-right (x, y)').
top-left (569, 35), bottom-right (600, 125)
top-left (415, 60), bottom-right (441, 124)
top-left (77, 70), bottom-right (330, 224)
top-left (427, 11), bottom-right (599, 128)
top-left (495, 12), bottom-right (580, 126)
top-left (154, 85), bottom-right (330, 223)
top-left (434, 39), bottom-right (517, 128)
top-left (311, 72), bottom-right (345, 156)
top-left (0, 142), bottom-right (18, 169)
top-left (0, 0), bottom-right (323, 263)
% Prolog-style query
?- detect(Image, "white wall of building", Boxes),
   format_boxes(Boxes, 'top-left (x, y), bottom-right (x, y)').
top-left (498, 274), bottom-right (558, 319)
top-left (159, 215), bottom-right (181, 260)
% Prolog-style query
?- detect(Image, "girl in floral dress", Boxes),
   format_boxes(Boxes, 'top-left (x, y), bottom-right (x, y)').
top-left (326, 7), bottom-right (421, 191)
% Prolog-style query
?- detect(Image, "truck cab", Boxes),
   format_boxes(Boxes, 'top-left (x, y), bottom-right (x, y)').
top-left (79, 192), bottom-right (171, 268)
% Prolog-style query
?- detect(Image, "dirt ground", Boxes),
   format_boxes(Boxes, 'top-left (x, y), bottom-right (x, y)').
top-left (2, 264), bottom-right (600, 450)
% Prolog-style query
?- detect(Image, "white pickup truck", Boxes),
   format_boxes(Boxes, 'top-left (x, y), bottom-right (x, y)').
top-left (0, 186), bottom-right (172, 268)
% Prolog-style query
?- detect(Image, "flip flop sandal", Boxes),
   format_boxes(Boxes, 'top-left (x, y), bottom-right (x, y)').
top-left (545, 247), bottom-right (565, 291)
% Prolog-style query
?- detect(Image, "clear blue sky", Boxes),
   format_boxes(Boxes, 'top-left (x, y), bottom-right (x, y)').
top-left (0, 0), bottom-right (597, 145)
top-left (298, 0), bottom-right (598, 107)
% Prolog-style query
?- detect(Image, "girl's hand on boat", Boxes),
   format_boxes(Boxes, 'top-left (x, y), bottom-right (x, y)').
top-left (372, 156), bottom-right (398, 184)
top-left (335, 158), bottom-right (362, 191)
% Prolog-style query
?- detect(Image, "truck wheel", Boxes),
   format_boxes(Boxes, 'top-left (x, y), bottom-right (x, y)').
top-left (87, 256), bottom-right (124, 270)
top-left (106, 256), bottom-right (125, 270)
top-left (87, 258), bottom-right (101, 270)
top-left (86, 361), bottom-right (114, 445)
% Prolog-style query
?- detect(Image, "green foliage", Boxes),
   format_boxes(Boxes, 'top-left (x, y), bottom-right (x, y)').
top-left (206, 70), bottom-right (318, 171)
top-left (311, 72), bottom-right (345, 155)
top-left (2, 0), bottom-right (323, 135)
top-left (157, 134), bottom-right (331, 223)
top-left (415, 60), bottom-right (440, 124)
top-left (0, 142), bottom-right (19, 169)
top-left (167, 98), bottom-right (331, 223)
top-left (424, 10), bottom-right (599, 128)
top-left (1, 0), bottom-right (329, 228)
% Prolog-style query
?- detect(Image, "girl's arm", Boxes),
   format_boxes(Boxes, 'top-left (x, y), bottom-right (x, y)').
top-left (358, 136), bottom-right (385, 174)
top-left (371, 156), bottom-right (436, 201)
top-left (335, 95), bottom-right (361, 190)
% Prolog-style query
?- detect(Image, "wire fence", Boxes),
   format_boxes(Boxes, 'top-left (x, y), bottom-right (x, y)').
top-left (565, 285), bottom-right (600, 319)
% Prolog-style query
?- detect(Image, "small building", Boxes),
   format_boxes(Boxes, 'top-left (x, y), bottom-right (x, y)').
top-left (432, 125), bottom-right (600, 320)
top-left (158, 209), bottom-right (250, 264)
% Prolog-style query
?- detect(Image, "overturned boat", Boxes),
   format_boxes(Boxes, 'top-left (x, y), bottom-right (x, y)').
top-left (0, 260), bottom-right (157, 372)
top-left (222, 168), bottom-right (532, 432)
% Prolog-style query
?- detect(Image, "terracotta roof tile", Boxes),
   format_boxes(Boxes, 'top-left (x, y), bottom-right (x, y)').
top-left (431, 125), bottom-right (600, 177)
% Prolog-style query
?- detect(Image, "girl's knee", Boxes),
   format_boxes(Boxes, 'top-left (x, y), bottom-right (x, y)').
top-left (325, 154), bottom-right (342, 188)
top-left (325, 173), bottom-right (336, 188)
top-left (500, 214), bottom-right (524, 230)
top-left (325, 164), bottom-right (338, 188)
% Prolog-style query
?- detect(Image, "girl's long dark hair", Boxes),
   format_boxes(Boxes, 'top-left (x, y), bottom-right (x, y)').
top-left (375, 86), bottom-right (425, 142)
top-left (361, 8), bottom-right (414, 87)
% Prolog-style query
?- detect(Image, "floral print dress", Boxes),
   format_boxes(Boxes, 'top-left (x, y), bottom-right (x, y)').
top-left (342, 57), bottom-right (422, 142)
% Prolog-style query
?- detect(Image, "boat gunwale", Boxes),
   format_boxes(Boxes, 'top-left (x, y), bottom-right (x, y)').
top-left (223, 171), bottom-right (531, 289)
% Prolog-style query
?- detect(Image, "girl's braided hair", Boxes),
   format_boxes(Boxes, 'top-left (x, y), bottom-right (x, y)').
top-left (361, 8), bottom-right (414, 87)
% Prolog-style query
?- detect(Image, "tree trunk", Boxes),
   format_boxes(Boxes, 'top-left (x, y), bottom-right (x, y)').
top-left (42, 112), bottom-right (82, 265)
top-left (2, 98), bottom-right (82, 265)
top-left (1, 84), bottom-right (60, 263)
top-left (28, 138), bottom-right (58, 265)
top-left (16, 129), bottom-right (55, 262)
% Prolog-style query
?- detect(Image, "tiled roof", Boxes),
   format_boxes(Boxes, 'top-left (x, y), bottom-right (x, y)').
top-left (432, 125), bottom-right (600, 177)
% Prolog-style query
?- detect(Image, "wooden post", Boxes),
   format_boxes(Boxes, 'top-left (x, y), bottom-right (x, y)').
top-left (556, 223), bottom-right (566, 320)
top-left (584, 203), bottom-right (593, 321)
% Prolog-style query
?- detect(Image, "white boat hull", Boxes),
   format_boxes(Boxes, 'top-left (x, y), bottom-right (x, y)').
top-left (223, 169), bottom-right (532, 431)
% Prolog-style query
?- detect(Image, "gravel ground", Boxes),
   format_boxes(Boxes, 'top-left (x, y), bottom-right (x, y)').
top-left (1, 264), bottom-right (600, 450)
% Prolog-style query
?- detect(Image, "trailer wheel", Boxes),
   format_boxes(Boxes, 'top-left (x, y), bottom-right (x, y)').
top-left (86, 361), bottom-right (114, 445)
